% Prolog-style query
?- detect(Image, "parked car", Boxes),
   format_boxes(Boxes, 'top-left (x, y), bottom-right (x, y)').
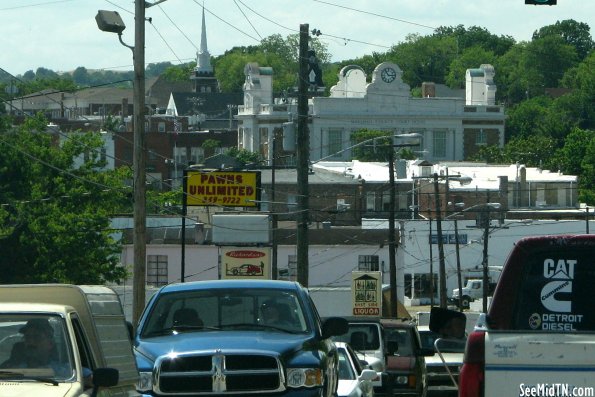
top-left (330, 318), bottom-right (386, 393)
top-left (417, 325), bottom-right (466, 397)
top-left (381, 318), bottom-right (433, 396)
top-left (336, 341), bottom-right (377, 397)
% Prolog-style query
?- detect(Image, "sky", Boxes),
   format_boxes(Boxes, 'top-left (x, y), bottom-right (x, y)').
top-left (0, 0), bottom-right (593, 77)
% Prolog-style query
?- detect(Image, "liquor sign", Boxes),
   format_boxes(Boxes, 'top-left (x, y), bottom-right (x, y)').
top-left (221, 247), bottom-right (271, 279)
top-left (351, 271), bottom-right (382, 317)
top-left (185, 170), bottom-right (260, 208)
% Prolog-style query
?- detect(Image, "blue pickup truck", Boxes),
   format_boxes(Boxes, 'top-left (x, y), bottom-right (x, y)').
top-left (133, 279), bottom-right (348, 396)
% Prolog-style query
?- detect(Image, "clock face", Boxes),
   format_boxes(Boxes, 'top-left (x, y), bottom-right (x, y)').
top-left (381, 67), bottom-right (397, 83)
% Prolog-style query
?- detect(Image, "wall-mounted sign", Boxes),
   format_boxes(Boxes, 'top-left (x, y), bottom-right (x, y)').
top-left (184, 170), bottom-right (260, 207)
top-left (221, 247), bottom-right (271, 279)
top-left (351, 271), bottom-right (382, 317)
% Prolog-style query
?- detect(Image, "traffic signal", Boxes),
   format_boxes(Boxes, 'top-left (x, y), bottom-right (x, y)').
top-left (525, 0), bottom-right (557, 5)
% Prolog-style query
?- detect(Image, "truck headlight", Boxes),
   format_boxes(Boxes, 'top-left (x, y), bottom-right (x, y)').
top-left (286, 368), bottom-right (323, 388)
top-left (394, 375), bottom-right (409, 384)
top-left (137, 371), bottom-right (153, 392)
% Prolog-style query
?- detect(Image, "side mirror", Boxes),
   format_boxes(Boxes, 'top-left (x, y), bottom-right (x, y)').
top-left (429, 307), bottom-right (466, 339)
top-left (321, 317), bottom-right (348, 339)
top-left (359, 369), bottom-right (377, 382)
top-left (91, 368), bottom-right (119, 397)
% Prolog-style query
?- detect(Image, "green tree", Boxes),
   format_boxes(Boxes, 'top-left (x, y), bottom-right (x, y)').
top-left (225, 147), bottom-right (261, 165)
top-left (0, 114), bottom-right (129, 283)
top-left (532, 19), bottom-right (594, 61)
top-left (386, 33), bottom-right (458, 87)
top-left (434, 25), bottom-right (515, 56)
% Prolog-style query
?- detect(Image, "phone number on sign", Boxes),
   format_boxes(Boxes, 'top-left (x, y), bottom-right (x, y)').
top-left (200, 196), bottom-right (244, 205)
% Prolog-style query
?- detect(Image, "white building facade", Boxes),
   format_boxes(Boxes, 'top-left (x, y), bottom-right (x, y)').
top-left (237, 62), bottom-right (505, 164)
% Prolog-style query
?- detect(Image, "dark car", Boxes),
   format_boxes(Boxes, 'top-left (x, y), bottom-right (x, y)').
top-left (133, 279), bottom-right (348, 396)
top-left (381, 319), bottom-right (433, 397)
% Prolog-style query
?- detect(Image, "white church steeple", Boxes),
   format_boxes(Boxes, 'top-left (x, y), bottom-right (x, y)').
top-left (191, 4), bottom-right (219, 93)
top-left (195, 5), bottom-right (212, 74)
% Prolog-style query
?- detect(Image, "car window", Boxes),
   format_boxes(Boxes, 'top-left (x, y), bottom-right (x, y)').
top-left (511, 246), bottom-right (595, 331)
top-left (385, 327), bottom-right (413, 356)
top-left (332, 323), bottom-right (380, 351)
top-left (337, 347), bottom-right (356, 380)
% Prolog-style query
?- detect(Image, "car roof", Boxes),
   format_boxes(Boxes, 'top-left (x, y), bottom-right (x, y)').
top-left (157, 279), bottom-right (303, 293)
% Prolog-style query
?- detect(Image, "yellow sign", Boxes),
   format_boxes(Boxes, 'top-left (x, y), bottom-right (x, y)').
top-left (221, 247), bottom-right (271, 279)
top-left (351, 271), bottom-right (382, 317)
top-left (185, 171), bottom-right (260, 207)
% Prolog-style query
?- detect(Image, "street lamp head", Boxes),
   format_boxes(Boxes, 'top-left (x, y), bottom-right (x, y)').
top-left (95, 10), bottom-right (126, 34)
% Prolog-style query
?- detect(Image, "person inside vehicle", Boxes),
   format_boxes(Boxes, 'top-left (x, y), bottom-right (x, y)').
top-left (260, 300), bottom-right (294, 328)
top-left (0, 318), bottom-right (71, 376)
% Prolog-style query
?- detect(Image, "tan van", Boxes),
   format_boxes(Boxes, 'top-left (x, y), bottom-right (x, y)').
top-left (0, 284), bottom-right (140, 397)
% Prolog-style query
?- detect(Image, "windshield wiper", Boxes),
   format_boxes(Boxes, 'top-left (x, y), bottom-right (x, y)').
top-left (0, 371), bottom-right (59, 386)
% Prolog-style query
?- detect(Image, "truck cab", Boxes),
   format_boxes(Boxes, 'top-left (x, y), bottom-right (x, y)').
top-left (0, 284), bottom-right (140, 397)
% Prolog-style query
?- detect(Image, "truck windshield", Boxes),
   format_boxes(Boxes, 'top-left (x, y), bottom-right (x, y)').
top-left (0, 314), bottom-right (75, 381)
top-left (141, 288), bottom-right (310, 337)
top-left (332, 323), bottom-right (380, 351)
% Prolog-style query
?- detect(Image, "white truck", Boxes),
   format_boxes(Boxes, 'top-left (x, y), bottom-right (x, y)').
top-left (0, 284), bottom-right (140, 397)
top-left (450, 278), bottom-right (497, 308)
top-left (455, 234), bottom-right (595, 397)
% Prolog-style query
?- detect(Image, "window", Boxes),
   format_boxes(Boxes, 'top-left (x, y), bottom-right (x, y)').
top-left (147, 255), bottom-right (168, 287)
top-left (328, 129), bottom-right (343, 159)
top-left (476, 129), bottom-right (487, 146)
top-left (158, 122), bottom-right (166, 133)
top-left (366, 192), bottom-right (376, 211)
top-left (190, 147), bottom-right (204, 165)
top-left (433, 131), bottom-right (447, 158)
top-left (174, 146), bottom-right (187, 167)
top-left (358, 255), bottom-right (379, 271)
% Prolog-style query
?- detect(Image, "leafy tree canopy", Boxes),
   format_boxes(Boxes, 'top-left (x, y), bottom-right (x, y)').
top-left (0, 114), bottom-right (130, 283)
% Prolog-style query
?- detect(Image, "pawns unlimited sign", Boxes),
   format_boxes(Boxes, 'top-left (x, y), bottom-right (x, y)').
top-left (221, 247), bottom-right (271, 279)
top-left (185, 171), bottom-right (260, 207)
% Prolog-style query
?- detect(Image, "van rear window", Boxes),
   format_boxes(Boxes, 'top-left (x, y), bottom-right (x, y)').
top-left (512, 245), bottom-right (595, 331)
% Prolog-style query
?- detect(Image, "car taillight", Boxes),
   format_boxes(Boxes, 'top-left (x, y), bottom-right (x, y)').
top-left (459, 331), bottom-right (485, 397)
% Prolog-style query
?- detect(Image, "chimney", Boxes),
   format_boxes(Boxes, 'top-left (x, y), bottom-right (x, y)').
top-left (422, 82), bottom-right (436, 98)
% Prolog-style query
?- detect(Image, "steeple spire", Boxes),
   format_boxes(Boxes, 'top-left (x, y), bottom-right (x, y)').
top-left (195, 4), bottom-right (212, 74)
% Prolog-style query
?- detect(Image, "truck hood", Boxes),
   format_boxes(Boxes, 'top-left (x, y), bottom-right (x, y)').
top-left (136, 330), bottom-right (315, 362)
top-left (0, 382), bottom-right (76, 397)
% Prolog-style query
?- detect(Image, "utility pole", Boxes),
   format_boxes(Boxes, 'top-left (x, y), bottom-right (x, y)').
top-left (296, 24), bottom-right (310, 287)
top-left (132, 0), bottom-right (147, 328)
top-left (388, 149), bottom-right (397, 318)
top-left (434, 173), bottom-right (447, 308)
top-left (454, 218), bottom-right (463, 311)
top-left (271, 136), bottom-right (278, 279)
top-left (429, 217), bottom-right (434, 308)
top-left (482, 192), bottom-right (491, 313)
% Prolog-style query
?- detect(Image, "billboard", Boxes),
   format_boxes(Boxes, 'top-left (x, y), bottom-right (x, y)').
top-left (184, 170), bottom-right (260, 207)
top-left (351, 271), bottom-right (382, 317)
top-left (221, 247), bottom-right (271, 279)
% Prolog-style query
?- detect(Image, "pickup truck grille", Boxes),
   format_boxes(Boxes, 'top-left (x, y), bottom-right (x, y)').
top-left (155, 351), bottom-right (284, 395)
